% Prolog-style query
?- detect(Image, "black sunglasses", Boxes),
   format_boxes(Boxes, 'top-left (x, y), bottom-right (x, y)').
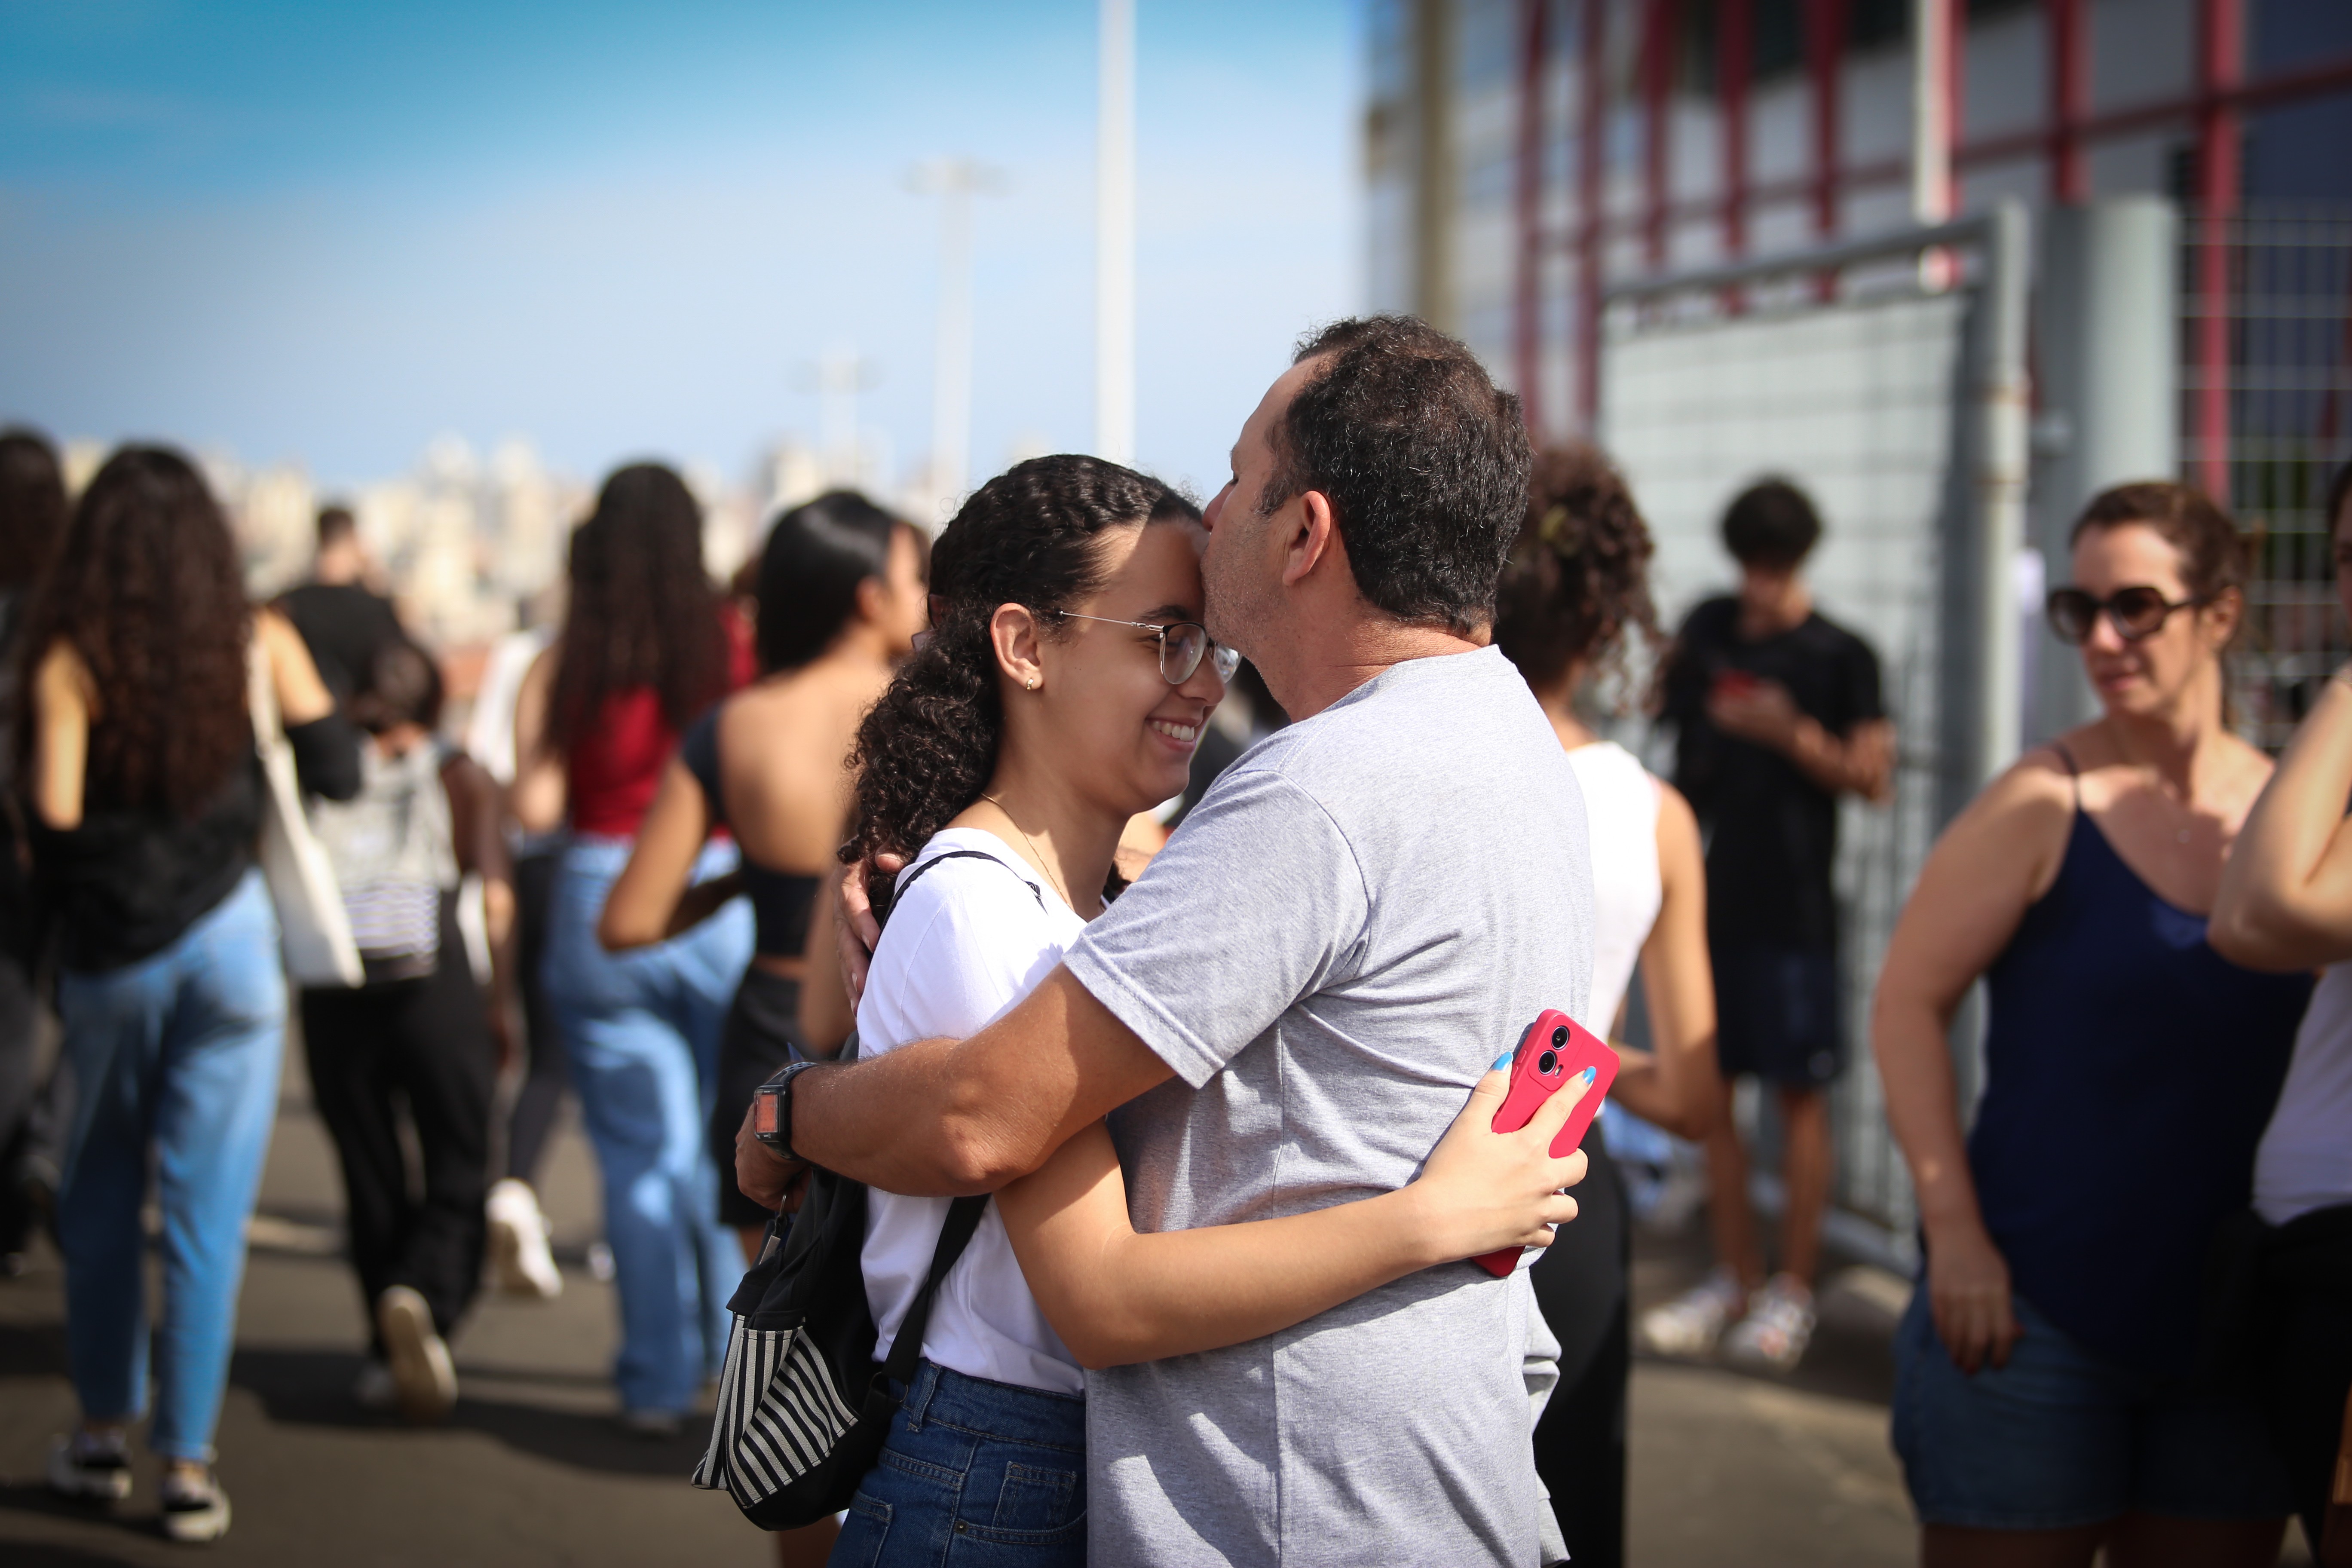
top-left (2045, 585), bottom-right (2214, 646)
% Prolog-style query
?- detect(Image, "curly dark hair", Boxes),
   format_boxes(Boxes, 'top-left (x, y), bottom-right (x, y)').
top-left (548, 462), bottom-right (730, 754)
top-left (1493, 443), bottom-right (1660, 698)
top-left (1260, 315), bottom-right (1531, 634)
top-left (840, 455), bottom-right (1197, 889)
top-left (13, 446), bottom-right (254, 815)
top-left (0, 428), bottom-right (69, 589)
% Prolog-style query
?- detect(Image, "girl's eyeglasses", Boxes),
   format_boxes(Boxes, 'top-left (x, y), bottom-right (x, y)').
top-left (1050, 612), bottom-right (1242, 685)
top-left (2045, 585), bottom-right (2213, 646)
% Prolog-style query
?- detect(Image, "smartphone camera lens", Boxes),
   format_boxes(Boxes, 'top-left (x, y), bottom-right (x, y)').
top-left (1537, 1050), bottom-right (1559, 1076)
top-left (1550, 1026), bottom-right (1568, 1048)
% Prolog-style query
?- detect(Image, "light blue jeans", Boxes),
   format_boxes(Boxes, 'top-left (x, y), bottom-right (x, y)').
top-left (55, 869), bottom-right (286, 1463)
top-left (543, 835), bottom-right (751, 1415)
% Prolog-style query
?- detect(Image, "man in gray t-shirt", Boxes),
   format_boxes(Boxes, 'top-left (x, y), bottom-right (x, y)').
top-left (747, 315), bottom-right (1592, 1565)
top-left (1067, 643), bottom-right (1589, 1563)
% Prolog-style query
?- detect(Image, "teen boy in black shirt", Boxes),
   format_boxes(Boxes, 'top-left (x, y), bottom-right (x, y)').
top-left (1644, 479), bottom-right (1892, 1373)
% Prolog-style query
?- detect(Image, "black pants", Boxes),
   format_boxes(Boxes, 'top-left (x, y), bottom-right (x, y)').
top-left (710, 967), bottom-right (802, 1231)
top-left (302, 905), bottom-right (493, 1355)
top-left (2257, 1205), bottom-right (2352, 1552)
top-left (1528, 1130), bottom-right (1629, 1568)
top-left (503, 847), bottom-right (568, 1185)
top-left (0, 842), bottom-right (43, 1258)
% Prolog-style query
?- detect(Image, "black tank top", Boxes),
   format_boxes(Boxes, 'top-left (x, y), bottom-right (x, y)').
top-left (678, 706), bottom-right (820, 961)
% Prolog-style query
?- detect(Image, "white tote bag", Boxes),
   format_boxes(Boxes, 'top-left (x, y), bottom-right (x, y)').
top-left (247, 640), bottom-right (364, 988)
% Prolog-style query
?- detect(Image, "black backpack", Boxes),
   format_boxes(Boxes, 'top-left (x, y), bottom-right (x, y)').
top-left (690, 851), bottom-right (1039, 1529)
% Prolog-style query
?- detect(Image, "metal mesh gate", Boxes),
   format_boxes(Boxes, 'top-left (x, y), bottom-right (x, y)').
top-left (1597, 212), bottom-right (2029, 1248)
top-left (2195, 207), bottom-right (2352, 749)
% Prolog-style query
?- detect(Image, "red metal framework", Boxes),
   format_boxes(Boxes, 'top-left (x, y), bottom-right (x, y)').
top-left (2195, 0), bottom-right (2244, 500)
top-left (2047, 0), bottom-right (2088, 203)
top-left (1522, 0), bottom-right (2352, 440)
top-left (1642, 0), bottom-right (1678, 267)
top-left (1515, 0), bottom-right (1551, 431)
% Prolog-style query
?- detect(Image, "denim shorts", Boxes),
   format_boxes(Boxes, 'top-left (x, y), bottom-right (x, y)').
top-left (1891, 1286), bottom-right (2295, 1528)
top-left (829, 1360), bottom-right (1087, 1568)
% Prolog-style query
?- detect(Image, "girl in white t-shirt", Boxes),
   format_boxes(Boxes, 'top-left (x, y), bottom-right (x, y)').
top-left (825, 456), bottom-right (1594, 1567)
top-left (2207, 457), bottom-right (2352, 1556)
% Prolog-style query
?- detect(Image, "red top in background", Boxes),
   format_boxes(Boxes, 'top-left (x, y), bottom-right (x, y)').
top-left (566, 607), bottom-right (755, 839)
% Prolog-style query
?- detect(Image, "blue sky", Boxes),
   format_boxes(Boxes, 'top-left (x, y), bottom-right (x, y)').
top-left (0, 0), bottom-right (1360, 498)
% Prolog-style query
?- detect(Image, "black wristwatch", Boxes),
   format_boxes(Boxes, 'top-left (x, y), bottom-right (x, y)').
top-left (750, 1060), bottom-right (822, 1162)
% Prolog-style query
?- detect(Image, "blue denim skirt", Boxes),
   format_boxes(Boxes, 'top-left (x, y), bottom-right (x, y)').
top-left (827, 1360), bottom-right (1086, 1568)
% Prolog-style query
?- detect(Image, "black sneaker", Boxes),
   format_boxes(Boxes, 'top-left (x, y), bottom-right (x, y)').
top-left (160, 1467), bottom-right (231, 1543)
top-left (46, 1431), bottom-right (132, 1501)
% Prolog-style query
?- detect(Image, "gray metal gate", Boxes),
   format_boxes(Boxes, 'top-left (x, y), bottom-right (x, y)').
top-left (1596, 207), bottom-right (2030, 1250)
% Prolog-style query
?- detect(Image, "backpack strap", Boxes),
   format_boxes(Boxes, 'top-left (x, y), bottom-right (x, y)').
top-left (881, 848), bottom-right (1046, 929)
top-left (878, 1194), bottom-right (991, 1387)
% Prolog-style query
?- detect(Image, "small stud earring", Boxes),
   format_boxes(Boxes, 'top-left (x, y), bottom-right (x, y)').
top-left (1025, 676), bottom-right (1039, 691)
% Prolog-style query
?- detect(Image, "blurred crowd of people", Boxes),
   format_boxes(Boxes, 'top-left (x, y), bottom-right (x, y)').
top-left (0, 309), bottom-right (2344, 1568)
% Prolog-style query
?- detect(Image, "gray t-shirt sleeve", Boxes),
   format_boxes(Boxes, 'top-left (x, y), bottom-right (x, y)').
top-left (1063, 766), bottom-right (1367, 1089)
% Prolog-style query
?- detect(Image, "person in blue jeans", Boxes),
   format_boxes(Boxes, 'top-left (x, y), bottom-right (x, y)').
top-left (21, 448), bottom-right (359, 1543)
top-left (509, 462), bottom-right (755, 1432)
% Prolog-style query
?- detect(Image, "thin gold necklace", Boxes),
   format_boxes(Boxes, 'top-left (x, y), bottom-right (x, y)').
top-left (979, 794), bottom-right (1079, 910)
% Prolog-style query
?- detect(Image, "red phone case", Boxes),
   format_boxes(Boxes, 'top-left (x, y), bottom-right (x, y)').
top-left (1473, 1010), bottom-right (1619, 1277)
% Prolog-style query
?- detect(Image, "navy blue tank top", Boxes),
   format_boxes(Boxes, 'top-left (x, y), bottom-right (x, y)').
top-left (1970, 748), bottom-right (2309, 1376)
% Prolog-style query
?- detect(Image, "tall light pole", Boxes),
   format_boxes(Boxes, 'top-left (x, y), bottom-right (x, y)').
top-left (1095, 0), bottom-right (1136, 466)
top-left (910, 159), bottom-right (1003, 518)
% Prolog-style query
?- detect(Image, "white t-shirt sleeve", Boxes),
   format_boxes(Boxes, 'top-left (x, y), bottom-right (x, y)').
top-left (857, 853), bottom-right (1066, 1054)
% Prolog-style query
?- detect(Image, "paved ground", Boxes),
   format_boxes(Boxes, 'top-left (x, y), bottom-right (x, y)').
top-left (0, 1040), bottom-right (2312, 1565)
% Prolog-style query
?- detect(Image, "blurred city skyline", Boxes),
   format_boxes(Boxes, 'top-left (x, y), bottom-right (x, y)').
top-left (0, 0), bottom-right (1360, 515)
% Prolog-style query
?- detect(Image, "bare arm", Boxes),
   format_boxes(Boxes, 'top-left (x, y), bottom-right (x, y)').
top-left (1870, 750), bottom-right (2073, 1372)
top-left (29, 642), bottom-right (93, 831)
top-left (254, 608), bottom-right (335, 727)
top-left (797, 866), bottom-right (855, 1056)
top-left (1709, 679), bottom-right (1894, 803)
top-left (2211, 666), bottom-right (2352, 970)
top-left (998, 1069), bottom-right (1592, 1369)
top-left (1606, 784), bottom-right (1720, 1140)
top-left (599, 758), bottom-right (716, 951)
top-left (509, 642), bottom-right (566, 836)
top-left (749, 965), bottom-right (1175, 1200)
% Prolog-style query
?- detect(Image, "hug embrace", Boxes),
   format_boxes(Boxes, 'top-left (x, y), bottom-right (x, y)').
top-left (729, 316), bottom-right (1601, 1568)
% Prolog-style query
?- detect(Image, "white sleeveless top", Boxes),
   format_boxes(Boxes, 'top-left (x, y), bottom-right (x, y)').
top-left (1567, 741), bottom-right (1663, 1038)
top-left (2254, 959), bottom-right (2352, 1225)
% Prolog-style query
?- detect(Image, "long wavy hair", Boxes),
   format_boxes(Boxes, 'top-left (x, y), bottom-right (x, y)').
top-left (1493, 442), bottom-right (1660, 703)
top-left (0, 428), bottom-right (68, 590)
top-left (840, 455), bottom-right (1196, 883)
top-left (13, 446), bottom-right (254, 815)
top-left (547, 462), bottom-right (729, 753)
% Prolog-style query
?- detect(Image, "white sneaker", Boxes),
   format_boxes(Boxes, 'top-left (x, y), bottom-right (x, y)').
top-left (159, 1467), bottom-right (231, 1543)
top-left (376, 1285), bottom-right (457, 1423)
top-left (620, 1408), bottom-right (680, 1440)
top-left (46, 1430), bottom-right (132, 1501)
top-left (486, 1178), bottom-right (563, 1300)
top-left (1636, 1267), bottom-right (1747, 1358)
top-left (1721, 1273), bottom-right (1818, 1373)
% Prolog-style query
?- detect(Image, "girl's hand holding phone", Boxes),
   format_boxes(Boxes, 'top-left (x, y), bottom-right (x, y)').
top-left (1402, 1063), bottom-right (1591, 1267)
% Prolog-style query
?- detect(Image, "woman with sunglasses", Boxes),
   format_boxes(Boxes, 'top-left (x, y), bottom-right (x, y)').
top-left (821, 456), bottom-right (1589, 1568)
top-left (1872, 481), bottom-right (2307, 1567)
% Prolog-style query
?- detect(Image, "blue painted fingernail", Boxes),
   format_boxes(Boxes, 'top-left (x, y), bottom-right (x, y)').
top-left (1492, 1050), bottom-right (1516, 1071)
top-left (1580, 1066), bottom-right (1596, 1084)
